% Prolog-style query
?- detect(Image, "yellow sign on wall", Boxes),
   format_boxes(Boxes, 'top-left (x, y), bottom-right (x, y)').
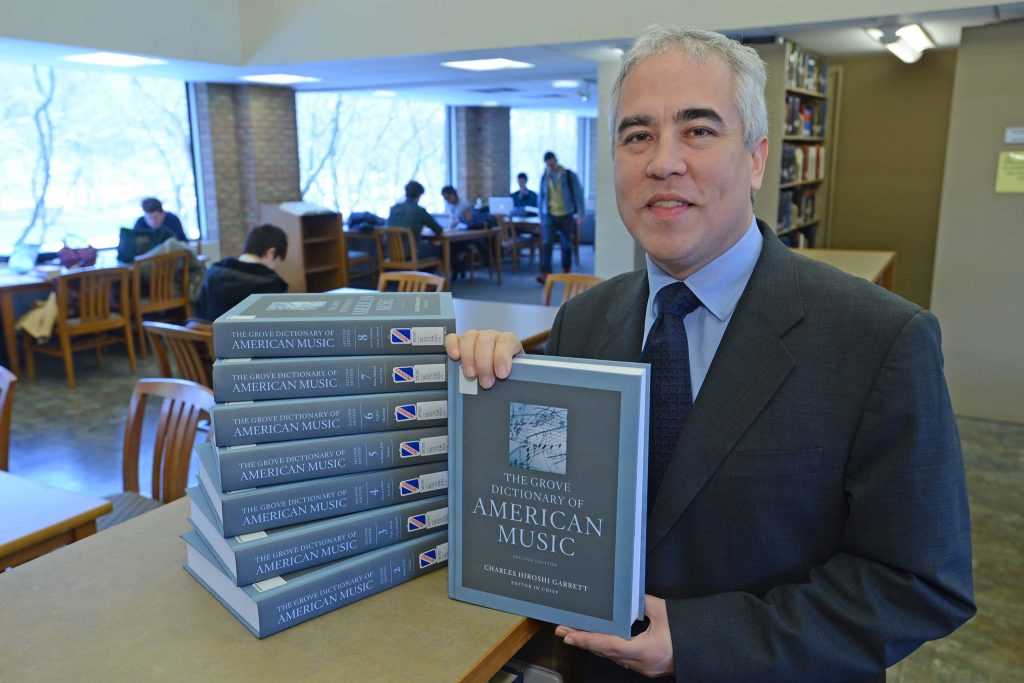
top-left (995, 151), bottom-right (1024, 193)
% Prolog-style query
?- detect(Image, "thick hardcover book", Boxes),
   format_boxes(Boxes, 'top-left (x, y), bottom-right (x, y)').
top-left (210, 426), bottom-right (449, 491)
top-left (448, 354), bottom-right (649, 639)
top-left (212, 292), bottom-right (455, 359)
top-left (211, 389), bottom-right (448, 447)
top-left (188, 485), bottom-right (448, 585)
top-left (183, 528), bottom-right (448, 638)
top-left (211, 354), bottom-right (448, 402)
top-left (197, 443), bottom-right (449, 536)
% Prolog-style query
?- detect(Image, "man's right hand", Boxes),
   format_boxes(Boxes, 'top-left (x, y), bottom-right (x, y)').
top-left (444, 330), bottom-right (522, 389)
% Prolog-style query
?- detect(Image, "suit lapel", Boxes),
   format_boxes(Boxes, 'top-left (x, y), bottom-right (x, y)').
top-left (647, 227), bottom-right (805, 553)
top-left (594, 271), bottom-right (648, 362)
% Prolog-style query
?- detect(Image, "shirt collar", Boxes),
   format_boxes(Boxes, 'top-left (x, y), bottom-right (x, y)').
top-left (645, 216), bottom-right (762, 322)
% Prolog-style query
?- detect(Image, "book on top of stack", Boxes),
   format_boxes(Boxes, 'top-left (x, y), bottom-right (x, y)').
top-left (183, 292), bottom-right (455, 638)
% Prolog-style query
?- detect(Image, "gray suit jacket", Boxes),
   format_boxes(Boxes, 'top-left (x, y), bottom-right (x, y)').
top-left (546, 223), bottom-right (974, 682)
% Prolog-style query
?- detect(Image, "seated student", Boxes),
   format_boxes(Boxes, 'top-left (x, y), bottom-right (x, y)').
top-left (193, 224), bottom-right (288, 322)
top-left (387, 181), bottom-right (443, 258)
top-left (510, 172), bottom-right (538, 212)
top-left (134, 197), bottom-right (187, 242)
top-left (441, 185), bottom-right (472, 229)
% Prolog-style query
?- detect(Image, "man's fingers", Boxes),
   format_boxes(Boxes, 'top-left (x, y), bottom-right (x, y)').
top-left (453, 329), bottom-right (522, 388)
top-left (444, 332), bottom-right (462, 360)
top-left (494, 333), bottom-right (523, 379)
top-left (459, 330), bottom-right (479, 378)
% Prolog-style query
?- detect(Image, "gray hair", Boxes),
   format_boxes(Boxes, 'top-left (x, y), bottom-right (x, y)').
top-left (609, 25), bottom-right (769, 152)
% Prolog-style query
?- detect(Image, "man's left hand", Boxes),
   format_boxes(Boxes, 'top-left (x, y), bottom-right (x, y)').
top-left (555, 595), bottom-right (674, 677)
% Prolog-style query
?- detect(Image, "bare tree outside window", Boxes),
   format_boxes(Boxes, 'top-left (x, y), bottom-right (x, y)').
top-left (510, 110), bottom-right (579, 193)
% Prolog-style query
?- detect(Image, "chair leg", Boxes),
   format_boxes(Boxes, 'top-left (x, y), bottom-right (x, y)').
top-left (59, 332), bottom-right (76, 390)
top-left (22, 333), bottom-right (36, 380)
top-left (123, 321), bottom-right (138, 375)
top-left (135, 310), bottom-right (147, 359)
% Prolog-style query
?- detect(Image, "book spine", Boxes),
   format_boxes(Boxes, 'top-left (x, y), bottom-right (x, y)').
top-left (257, 531), bottom-right (448, 637)
top-left (211, 390), bottom-right (448, 447)
top-left (234, 497), bottom-right (449, 585)
top-left (213, 316), bottom-right (455, 359)
top-left (220, 462), bottom-right (449, 535)
top-left (215, 426), bottom-right (449, 491)
top-left (212, 354), bottom-right (447, 402)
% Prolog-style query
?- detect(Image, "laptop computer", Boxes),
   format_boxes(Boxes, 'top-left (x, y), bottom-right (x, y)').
top-left (487, 196), bottom-right (514, 216)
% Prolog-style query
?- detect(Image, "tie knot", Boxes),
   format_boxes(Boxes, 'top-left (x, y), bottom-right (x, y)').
top-left (657, 282), bottom-right (701, 318)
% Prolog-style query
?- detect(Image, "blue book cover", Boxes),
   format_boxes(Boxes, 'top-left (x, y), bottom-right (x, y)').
top-left (183, 528), bottom-right (448, 638)
top-left (212, 354), bottom-right (448, 402)
top-left (448, 354), bottom-right (649, 640)
top-left (211, 389), bottom-right (448, 447)
top-left (197, 443), bottom-right (448, 536)
top-left (210, 426), bottom-right (449, 491)
top-left (188, 485), bottom-right (448, 585)
top-left (213, 292), bottom-right (455, 358)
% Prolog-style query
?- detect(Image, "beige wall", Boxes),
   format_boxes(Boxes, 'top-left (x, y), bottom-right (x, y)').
top-left (931, 20), bottom-right (1024, 423)
top-left (828, 50), bottom-right (957, 307)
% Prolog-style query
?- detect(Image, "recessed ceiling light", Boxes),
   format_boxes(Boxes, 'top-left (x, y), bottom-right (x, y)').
top-left (441, 58), bottom-right (534, 72)
top-left (240, 74), bottom-right (321, 85)
top-left (62, 52), bottom-right (166, 68)
top-left (609, 47), bottom-right (625, 58)
top-left (373, 90), bottom-right (396, 97)
top-left (482, 100), bottom-right (500, 107)
top-left (552, 80), bottom-right (579, 88)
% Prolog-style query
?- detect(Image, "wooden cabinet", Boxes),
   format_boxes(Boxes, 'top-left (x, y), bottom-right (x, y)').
top-left (260, 202), bottom-right (344, 293)
top-left (755, 40), bottom-right (833, 247)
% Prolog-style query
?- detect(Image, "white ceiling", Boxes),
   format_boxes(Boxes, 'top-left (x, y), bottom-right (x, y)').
top-left (0, 4), bottom-right (1021, 116)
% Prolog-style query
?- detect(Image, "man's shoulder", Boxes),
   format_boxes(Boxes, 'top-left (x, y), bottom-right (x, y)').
top-left (562, 270), bottom-right (645, 314)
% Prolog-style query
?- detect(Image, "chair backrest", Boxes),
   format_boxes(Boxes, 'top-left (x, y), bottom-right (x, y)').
top-left (0, 364), bottom-right (16, 471)
top-left (133, 251), bottom-right (190, 307)
top-left (542, 273), bottom-right (603, 306)
top-left (144, 321), bottom-right (214, 388)
top-left (378, 271), bottom-right (446, 292)
top-left (375, 226), bottom-right (418, 266)
top-left (122, 378), bottom-right (214, 503)
top-left (55, 266), bottom-right (131, 329)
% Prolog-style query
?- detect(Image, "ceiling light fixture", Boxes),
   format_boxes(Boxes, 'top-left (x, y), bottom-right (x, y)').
top-left (240, 74), bottom-right (321, 85)
top-left (865, 23), bottom-right (935, 64)
top-left (481, 100), bottom-right (500, 107)
top-left (552, 80), bottom-right (579, 88)
top-left (441, 58), bottom-right (534, 72)
top-left (62, 51), bottom-right (166, 68)
top-left (373, 90), bottom-right (396, 97)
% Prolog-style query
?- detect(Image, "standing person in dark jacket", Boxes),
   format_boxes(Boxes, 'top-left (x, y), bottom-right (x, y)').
top-left (194, 224), bottom-right (288, 322)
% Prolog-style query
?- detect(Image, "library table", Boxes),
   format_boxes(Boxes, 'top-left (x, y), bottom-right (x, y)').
top-left (794, 248), bottom-right (897, 291)
top-left (0, 499), bottom-right (540, 682)
top-left (0, 270), bottom-right (51, 375)
top-left (0, 470), bottom-right (112, 569)
top-left (433, 227), bottom-right (503, 286)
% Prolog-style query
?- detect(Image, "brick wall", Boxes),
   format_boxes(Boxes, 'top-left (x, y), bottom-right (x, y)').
top-left (453, 106), bottom-right (510, 206)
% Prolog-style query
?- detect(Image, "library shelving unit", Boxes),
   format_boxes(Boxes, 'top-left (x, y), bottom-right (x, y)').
top-left (260, 202), bottom-right (344, 293)
top-left (754, 40), bottom-right (832, 247)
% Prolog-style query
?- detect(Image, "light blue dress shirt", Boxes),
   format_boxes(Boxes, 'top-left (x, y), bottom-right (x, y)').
top-left (643, 218), bottom-right (763, 399)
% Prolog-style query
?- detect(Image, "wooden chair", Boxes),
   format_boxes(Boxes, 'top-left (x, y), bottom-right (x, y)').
top-left (0, 365), bottom-right (16, 471)
top-left (378, 271), bottom-right (446, 292)
top-left (23, 266), bottom-right (137, 389)
top-left (96, 378), bottom-right (214, 530)
top-left (541, 273), bottom-right (603, 306)
top-left (131, 251), bottom-right (191, 357)
top-left (497, 215), bottom-right (540, 273)
top-left (341, 230), bottom-right (376, 287)
top-left (144, 321), bottom-right (214, 388)
top-left (375, 226), bottom-right (442, 276)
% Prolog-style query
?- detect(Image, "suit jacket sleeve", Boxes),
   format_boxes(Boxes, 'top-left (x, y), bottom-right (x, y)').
top-left (665, 309), bottom-right (975, 682)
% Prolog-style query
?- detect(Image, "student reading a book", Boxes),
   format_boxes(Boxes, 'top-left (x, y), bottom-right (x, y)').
top-left (446, 25), bottom-right (974, 683)
top-left (194, 224), bottom-right (288, 322)
top-left (133, 197), bottom-right (187, 242)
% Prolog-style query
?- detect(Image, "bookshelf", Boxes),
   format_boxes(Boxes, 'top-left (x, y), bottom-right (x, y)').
top-left (259, 202), bottom-right (344, 293)
top-left (755, 40), bottom-right (833, 248)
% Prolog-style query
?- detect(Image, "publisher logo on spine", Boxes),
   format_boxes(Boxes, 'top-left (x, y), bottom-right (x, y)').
top-left (400, 478), bottom-right (420, 496)
top-left (400, 440), bottom-right (420, 458)
top-left (395, 404), bottom-right (417, 421)
top-left (390, 328), bottom-right (412, 344)
top-left (393, 366), bottom-right (415, 383)
top-left (418, 548), bottom-right (437, 568)
top-left (407, 513), bottom-right (427, 531)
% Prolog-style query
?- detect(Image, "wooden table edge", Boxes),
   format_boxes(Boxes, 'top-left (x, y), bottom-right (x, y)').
top-left (0, 499), bottom-right (112, 556)
top-left (458, 617), bottom-right (542, 683)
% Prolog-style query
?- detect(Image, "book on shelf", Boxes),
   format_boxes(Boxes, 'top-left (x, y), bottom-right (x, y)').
top-left (210, 389), bottom-right (448, 447)
top-left (196, 443), bottom-right (448, 536)
top-left (212, 292), bottom-right (455, 359)
top-left (212, 354), bottom-right (448, 402)
top-left (447, 354), bottom-right (649, 640)
top-left (208, 426), bottom-right (448, 491)
top-left (188, 484), bottom-right (448, 585)
top-left (183, 528), bottom-right (448, 638)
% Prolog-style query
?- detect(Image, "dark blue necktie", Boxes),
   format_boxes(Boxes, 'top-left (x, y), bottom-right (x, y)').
top-left (641, 282), bottom-right (701, 503)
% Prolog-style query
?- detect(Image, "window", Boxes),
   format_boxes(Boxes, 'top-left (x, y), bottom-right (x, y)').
top-left (510, 110), bottom-right (580, 196)
top-left (0, 62), bottom-right (198, 253)
top-left (296, 94), bottom-right (448, 218)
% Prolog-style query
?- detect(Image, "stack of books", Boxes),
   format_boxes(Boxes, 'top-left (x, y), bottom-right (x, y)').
top-left (182, 292), bottom-right (456, 637)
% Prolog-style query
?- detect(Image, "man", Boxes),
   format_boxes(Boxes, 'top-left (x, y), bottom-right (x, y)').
top-left (133, 197), bottom-right (187, 243)
top-left (537, 151), bottom-right (584, 283)
top-left (447, 26), bottom-right (974, 682)
top-left (387, 181), bottom-right (443, 258)
top-left (193, 223), bottom-right (288, 322)
top-left (510, 172), bottom-right (538, 211)
top-left (441, 185), bottom-right (472, 229)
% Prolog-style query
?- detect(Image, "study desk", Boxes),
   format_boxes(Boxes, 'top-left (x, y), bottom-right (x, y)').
top-left (794, 248), bottom-right (897, 291)
top-left (433, 227), bottom-right (503, 286)
top-left (0, 499), bottom-right (540, 682)
top-left (0, 470), bottom-right (112, 569)
top-left (0, 270), bottom-right (51, 375)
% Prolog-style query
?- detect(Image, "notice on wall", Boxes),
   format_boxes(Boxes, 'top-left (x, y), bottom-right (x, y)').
top-left (995, 152), bottom-right (1024, 193)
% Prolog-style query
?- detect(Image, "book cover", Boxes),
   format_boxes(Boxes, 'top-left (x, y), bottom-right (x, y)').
top-left (210, 426), bottom-right (448, 491)
top-left (188, 485), bottom-right (448, 585)
top-left (448, 355), bottom-right (649, 640)
top-left (197, 443), bottom-right (449, 535)
top-left (183, 528), bottom-right (448, 638)
top-left (212, 292), bottom-right (455, 359)
top-left (212, 354), bottom-right (447, 402)
top-left (211, 389), bottom-right (448, 447)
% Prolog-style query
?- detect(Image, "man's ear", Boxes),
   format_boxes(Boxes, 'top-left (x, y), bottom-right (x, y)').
top-left (749, 136), bottom-right (769, 192)
top-left (265, 247), bottom-right (278, 261)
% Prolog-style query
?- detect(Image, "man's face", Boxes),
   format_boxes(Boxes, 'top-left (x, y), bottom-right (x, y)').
top-left (518, 177), bottom-right (527, 190)
top-left (613, 49), bottom-right (767, 280)
top-left (544, 157), bottom-right (559, 174)
top-left (144, 210), bottom-right (166, 229)
top-left (442, 191), bottom-right (455, 206)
